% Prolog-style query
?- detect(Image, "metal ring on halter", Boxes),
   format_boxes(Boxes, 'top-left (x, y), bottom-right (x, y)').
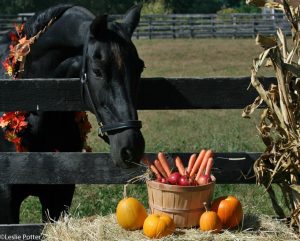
top-left (98, 120), bottom-right (142, 137)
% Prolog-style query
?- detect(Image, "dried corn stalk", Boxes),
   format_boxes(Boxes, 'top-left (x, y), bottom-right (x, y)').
top-left (243, 0), bottom-right (300, 230)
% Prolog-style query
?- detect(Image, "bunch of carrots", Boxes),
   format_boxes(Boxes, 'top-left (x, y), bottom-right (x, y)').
top-left (145, 150), bottom-right (214, 186)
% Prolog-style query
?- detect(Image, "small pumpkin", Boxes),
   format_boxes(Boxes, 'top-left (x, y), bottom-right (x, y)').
top-left (116, 197), bottom-right (147, 230)
top-left (199, 210), bottom-right (222, 233)
top-left (211, 195), bottom-right (243, 229)
top-left (143, 213), bottom-right (175, 239)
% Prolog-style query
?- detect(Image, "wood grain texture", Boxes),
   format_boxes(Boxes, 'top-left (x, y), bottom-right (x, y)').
top-left (138, 77), bottom-right (275, 109)
top-left (0, 77), bottom-right (275, 111)
top-left (0, 78), bottom-right (83, 111)
top-left (0, 152), bottom-right (257, 184)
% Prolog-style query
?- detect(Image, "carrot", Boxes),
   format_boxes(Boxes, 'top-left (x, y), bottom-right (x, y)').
top-left (189, 149), bottom-right (206, 177)
top-left (154, 159), bottom-right (168, 178)
top-left (186, 153), bottom-right (197, 175)
top-left (150, 164), bottom-right (162, 179)
top-left (195, 149), bottom-right (213, 181)
top-left (175, 156), bottom-right (185, 176)
top-left (158, 152), bottom-right (172, 177)
top-left (205, 157), bottom-right (214, 176)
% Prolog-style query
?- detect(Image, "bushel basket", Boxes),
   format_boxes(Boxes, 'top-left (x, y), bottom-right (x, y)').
top-left (147, 176), bottom-right (215, 228)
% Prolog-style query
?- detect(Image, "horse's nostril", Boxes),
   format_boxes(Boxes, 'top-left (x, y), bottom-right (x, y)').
top-left (121, 148), bottom-right (133, 162)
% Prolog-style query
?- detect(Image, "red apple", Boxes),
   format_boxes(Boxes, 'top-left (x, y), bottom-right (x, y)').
top-left (197, 175), bottom-right (212, 185)
top-left (161, 177), bottom-right (169, 184)
top-left (178, 175), bottom-right (190, 186)
top-left (155, 177), bottom-right (162, 183)
top-left (168, 172), bottom-right (181, 185)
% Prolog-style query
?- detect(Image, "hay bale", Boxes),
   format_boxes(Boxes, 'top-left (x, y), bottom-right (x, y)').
top-left (42, 213), bottom-right (298, 241)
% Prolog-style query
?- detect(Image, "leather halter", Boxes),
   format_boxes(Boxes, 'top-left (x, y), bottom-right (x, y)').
top-left (80, 30), bottom-right (142, 137)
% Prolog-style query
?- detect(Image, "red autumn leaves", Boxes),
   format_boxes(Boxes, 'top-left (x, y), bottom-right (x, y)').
top-left (0, 111), bottom-right (92, 153)
top-left (3, 23), bottom-right (26, 78)
top-left (0, 112), bottom-right (28, 151)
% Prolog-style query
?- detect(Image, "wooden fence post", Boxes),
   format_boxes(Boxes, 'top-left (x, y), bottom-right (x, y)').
top-left (233, 14), bottom-right (237, 39)
top-left (172, 16), bottom-right (176, 39)
top-left (189, 16), bottom-right (194, 38)
top-left (148, 16), bottom-right (152, 39)
top-left (252, 14), bottom-right (256, 38)
top-left (212, 15), bottom-right (216, 38)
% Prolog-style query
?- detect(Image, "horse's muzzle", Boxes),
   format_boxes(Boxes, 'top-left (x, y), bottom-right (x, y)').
top-left (108, 128), bottom-right (145, 168)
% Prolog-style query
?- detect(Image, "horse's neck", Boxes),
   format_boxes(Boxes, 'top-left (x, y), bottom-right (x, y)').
top-left (24, 21), bottom-right (90, 78)
top-left (39, 20), bottom-right (90, 49)
top-left (34, 6), bottom-right (93, 49)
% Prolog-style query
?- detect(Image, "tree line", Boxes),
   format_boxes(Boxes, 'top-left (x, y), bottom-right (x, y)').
top-left (0, 0), bottom-right (260, 15)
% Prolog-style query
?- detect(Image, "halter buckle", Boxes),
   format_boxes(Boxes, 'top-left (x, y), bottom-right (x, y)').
top-left (98, 122), bottom-right (105, 137)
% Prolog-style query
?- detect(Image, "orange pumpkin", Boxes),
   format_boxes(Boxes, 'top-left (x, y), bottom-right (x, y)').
top-left (116, 197), bottom-right (147, 230)
top-left (211, 196), bottom-right (243, 229)
top-left (143, 213), bottom-right (175, 239)
top-left (199, 210), bottom-right (222, 233)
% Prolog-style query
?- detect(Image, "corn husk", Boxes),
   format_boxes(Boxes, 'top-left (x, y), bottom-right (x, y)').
top-left (243, 0), bottom-right (300, 231)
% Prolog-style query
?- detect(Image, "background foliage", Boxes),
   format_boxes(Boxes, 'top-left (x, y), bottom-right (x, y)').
top-left (0, 0), bottom-right (261, 15)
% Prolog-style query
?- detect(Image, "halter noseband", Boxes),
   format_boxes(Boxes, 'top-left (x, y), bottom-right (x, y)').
top-left (80, 30), bottom-right (142, 137)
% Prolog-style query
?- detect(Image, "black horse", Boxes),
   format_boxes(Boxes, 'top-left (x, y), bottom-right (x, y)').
top-left (0, 4), bottom-right (145, 223)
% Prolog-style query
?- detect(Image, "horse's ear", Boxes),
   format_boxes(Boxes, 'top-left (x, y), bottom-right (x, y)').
top-left (90, 15), bottom-right (108, 39)
top-left (123, 4), bottom-right (142, 37)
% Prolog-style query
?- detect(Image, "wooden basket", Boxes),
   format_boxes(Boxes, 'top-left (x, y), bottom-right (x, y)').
top-left (147, 176), bottom-right (215, 228)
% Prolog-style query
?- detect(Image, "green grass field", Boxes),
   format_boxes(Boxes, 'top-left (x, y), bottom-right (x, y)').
top-left (20, 38), bottom-right (287, 223)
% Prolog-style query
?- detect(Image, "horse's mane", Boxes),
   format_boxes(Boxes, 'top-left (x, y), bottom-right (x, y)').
top-left (24, 4), bottom-right (74, 38)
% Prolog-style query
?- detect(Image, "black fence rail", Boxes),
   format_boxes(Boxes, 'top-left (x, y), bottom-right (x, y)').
top-left (0, 76), bottom-right (275, 111)
top-left (0, 76), bottom-right (266, 240)
top-left (0, 13), bottom-right (291, 38)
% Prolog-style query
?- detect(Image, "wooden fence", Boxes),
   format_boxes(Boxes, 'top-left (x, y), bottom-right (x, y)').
top-left (0, 76), bottom-right (274, 240)
top-left (0, 13), bottom-right (291, 38)
top-left (128, 13), bottom-right (291, 39)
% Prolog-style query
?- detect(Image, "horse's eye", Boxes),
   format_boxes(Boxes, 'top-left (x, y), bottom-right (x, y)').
top-left (93, 68), bottom-right (102, 77)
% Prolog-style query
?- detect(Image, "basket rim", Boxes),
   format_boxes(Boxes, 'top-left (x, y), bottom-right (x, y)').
top-left (146, 175), bottom-right (215, 192)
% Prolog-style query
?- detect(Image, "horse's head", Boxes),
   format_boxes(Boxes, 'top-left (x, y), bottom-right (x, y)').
top-left (83, 5), bottom-right (145, 168)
